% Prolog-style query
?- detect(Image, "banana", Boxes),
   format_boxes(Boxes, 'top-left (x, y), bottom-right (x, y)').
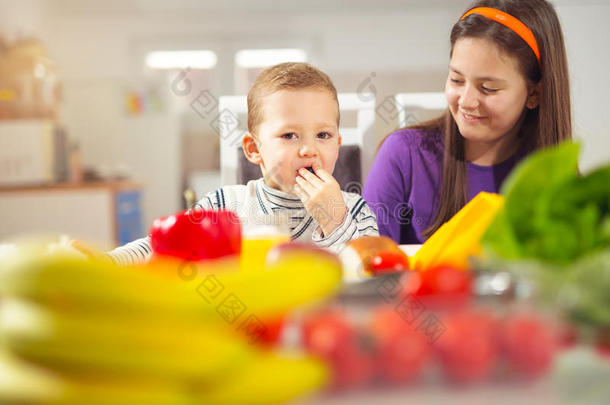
top-left (137, 250), bottom-right (344, 321)
top-left (0, 350), bottom-right (327, 405)
top-left (0, 242), bottom-right (339, 405)
top-left (200, 249), bottom-right (343, 320)
top-left (0, 299), bottom-right (254, 381)
top-left (198, 351), bottom-right (329, 405)
top-left (0, 350), bottom-right (199, 405)
top-left (0, 246), bottom-right (343, 322)
top-left (0, 254), bottom-right (211, 317)
top-left (0, 349), bottom-right (62, 404)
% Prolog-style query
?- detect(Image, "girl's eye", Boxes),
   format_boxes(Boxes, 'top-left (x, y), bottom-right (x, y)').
top-left (450, 78), bottom-right (463, 84)
top-left (317, 132), bottom-right (332, 139)
top-left (281, 133), bottom-right (296, 139)
top-left (482, 86), bottom-right (499, 93)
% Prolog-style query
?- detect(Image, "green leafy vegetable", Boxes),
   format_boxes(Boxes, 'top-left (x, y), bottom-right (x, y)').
top-left (483, 142), bottom-right (610, 264)
top-left (479, 141), bottom-right (610, 328)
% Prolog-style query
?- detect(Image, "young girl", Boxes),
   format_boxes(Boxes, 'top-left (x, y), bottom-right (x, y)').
top-left (363, 0), bottom-right (571, 244)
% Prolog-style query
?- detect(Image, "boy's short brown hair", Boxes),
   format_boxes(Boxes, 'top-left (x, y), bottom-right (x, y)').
top-left (247, 62), bottom-right (339, 135)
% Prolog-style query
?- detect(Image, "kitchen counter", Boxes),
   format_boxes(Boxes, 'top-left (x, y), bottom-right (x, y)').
top-left (0, 179), bottom-right (142, 193)
top-left (0, 180), bottom-right (143, 248)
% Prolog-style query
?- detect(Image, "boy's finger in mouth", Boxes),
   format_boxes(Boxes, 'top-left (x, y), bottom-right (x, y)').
top-left (296, 166), bottom-right (315, 175)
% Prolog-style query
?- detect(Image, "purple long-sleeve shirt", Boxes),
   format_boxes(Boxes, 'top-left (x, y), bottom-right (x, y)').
top-left (363, 128), bottom-right (526, 244)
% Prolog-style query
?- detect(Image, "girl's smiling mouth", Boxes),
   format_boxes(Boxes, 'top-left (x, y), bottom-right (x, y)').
top-left (461, 111), bottom-right (485, 123)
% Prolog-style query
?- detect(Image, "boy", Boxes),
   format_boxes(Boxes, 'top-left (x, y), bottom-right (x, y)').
top-left (108, 62), bottom-right (378, 265)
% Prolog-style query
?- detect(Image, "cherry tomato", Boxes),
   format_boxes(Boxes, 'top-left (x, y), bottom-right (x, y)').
top-left (595, 327), bottom-right (610, 359)
top-left (555, 321), bottom-right (579, 350)
top-left (345, 236), bottom-right (405, 275)
top-left (302, 310), bottom-right (353, 362)
top-left (499, 313), bottom-right (556, 378)
top-left (401, 265), bottom-right (472, 310)
top-left (370, 251), bottom-right (409, 275)
top-left (369, 306), bottom-right (429, 384)
top-left (254, 315), bottom-right (285, 347)
top-left (436, 309), bottom-right (498, 384)
top-left (150, 208), bottom-right (241, 261)
top-left (332, 332), bottom-right (376, 389)
top-left (302, 309), bottom-right (375, 390)
top-left (595, 343), bottom-right (610, 359)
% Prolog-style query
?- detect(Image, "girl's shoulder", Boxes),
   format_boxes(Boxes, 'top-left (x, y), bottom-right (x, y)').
top-left (382, 126), bottom-right (444, 158)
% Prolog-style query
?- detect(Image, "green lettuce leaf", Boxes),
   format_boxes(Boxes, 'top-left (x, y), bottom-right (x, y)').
top-left (483, 142), bottom-right (610, 264)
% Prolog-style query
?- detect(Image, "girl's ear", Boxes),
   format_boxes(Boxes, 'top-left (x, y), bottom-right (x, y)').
top-left (242, 133), bottom-right (263, 164)
top-left (526, 82), bottom-right (542, 109)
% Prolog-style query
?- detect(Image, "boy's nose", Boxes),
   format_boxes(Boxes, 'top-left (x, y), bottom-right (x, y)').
top-left (298, 143), bottom-right (317, 158)
top-left (459, 84), bottom-right (479, 110)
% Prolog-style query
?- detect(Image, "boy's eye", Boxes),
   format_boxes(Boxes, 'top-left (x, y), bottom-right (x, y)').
top-left (482, 86), bottom-right (499, 93)
top-left (280, 133), bottom-right (296, 139)
top-left (317, 132), bottom-right (332, 139)
top-left (450, 77), bottom-right (463, 84)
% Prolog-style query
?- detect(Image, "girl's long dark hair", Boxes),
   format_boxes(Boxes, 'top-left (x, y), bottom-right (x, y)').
top-left (385, 0), bottom-right (572, 239)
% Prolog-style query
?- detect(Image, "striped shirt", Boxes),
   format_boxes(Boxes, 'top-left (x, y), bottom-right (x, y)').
top-left (108, 178), bottom-right (378, 265)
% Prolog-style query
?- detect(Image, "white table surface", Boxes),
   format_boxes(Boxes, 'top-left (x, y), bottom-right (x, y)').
top-left (296, 346), bottom-right (610, 405)
top-left (399, 244), bottom-right (422, 257)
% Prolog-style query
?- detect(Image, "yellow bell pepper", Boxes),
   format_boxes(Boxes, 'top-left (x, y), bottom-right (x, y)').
top-left (412, 192), bottom-right (504, 271)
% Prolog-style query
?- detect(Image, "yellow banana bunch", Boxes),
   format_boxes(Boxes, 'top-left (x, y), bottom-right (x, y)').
top-left (0, 349), bottom-right (328, 405)
top-left (0, 255), bottom-right (208, 317)
top-left (0, 350), bottom-right (199, 405)
top-left (199, 247), bottom-right (343, 319)
top-left (200, 351), bottom-right (328, 405)
top-left (0, 245), bottom-right (342, 320)
top-left (0, 299), bottom-right (254, 381)
top-left (0, 240), bottom-right (341, 404)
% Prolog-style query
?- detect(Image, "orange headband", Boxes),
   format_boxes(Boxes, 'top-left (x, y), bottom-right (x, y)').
top-left (461, 7), bottom-right (541, 64)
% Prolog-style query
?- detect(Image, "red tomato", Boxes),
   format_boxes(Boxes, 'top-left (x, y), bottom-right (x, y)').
top-left (150, 208), bottom-right (241, 261)
top-left (436, 309), bottom-right (498, 384)
top-left (254, 315), bottom-right (285, 347)
top-left (370, 251), bottom-right (409, 275)
top-left (555, 321), bottom-right (579, 350)
top-left (302, 310), bottom-right (353, 362)
top-left (332, 332), bottom-right (376, 389)
top-left (595, 343), bottom-right (610, 359)
top-left (302, 309), bottom-right (374, 390)
top-left (369, 305), bottom-right (410, 340)
top-left (596, 328), bottom-right (610, 359)
top-left (369, 306), bottom-right (430, 384)
top-left (380, 332), bottom-right (429, 384)
top-left (402, 265), bottom-right (472, 310)
top-left (499, 313), bottom-right (556, 378)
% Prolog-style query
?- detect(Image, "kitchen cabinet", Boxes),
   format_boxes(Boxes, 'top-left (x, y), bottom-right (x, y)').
top-left (0, 181), bottom-right (143, 249)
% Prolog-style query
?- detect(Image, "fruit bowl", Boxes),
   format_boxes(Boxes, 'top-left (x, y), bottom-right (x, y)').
top-left (289, 260), bottom-right (589, 398)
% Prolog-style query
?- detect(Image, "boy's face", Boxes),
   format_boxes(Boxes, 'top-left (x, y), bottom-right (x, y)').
top-left (243, 89), bottom-right (341, 194)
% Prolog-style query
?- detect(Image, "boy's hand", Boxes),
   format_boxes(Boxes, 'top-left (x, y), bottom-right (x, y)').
top-left (69, 239), bottom-right (112, 263)
top-left (293, 167), bottom-right (347, 237)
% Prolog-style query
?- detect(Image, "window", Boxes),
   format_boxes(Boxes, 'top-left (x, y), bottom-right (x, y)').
top-left (145, 50), bottom-right (218, 70)
top-left (234, 48), bottom-right (307, 94)
top-left (234, 48), bottom-right (307, 68)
